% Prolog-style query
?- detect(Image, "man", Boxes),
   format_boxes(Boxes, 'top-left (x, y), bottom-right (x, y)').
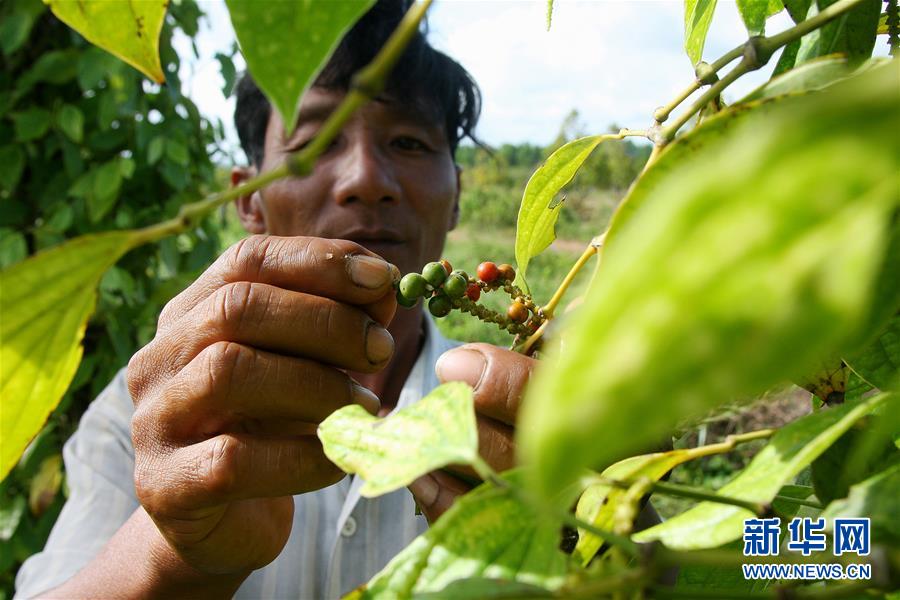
top-left (15, 1), bottom-right (532, 597)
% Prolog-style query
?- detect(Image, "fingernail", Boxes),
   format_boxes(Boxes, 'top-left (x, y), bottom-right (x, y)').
top-left (366, 323), bottom-right (394, 364)
top-left (409, 475), bottom-right (439, 506)
top-left (350, 382), bottom-right (380, 415)
top-left (348, 255), bottom-right (393, 289)
top-left (435, 348), bottom-right (486, 389)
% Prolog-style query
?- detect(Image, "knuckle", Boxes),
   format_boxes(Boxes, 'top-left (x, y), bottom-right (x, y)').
top-left (201, 435), bottom-right (240, 499)
top-left (134, 455), bottom-right (167, 516)
top-left (211, 281), bottom-right (257, 335)
top-left (226, 234), bottom-right (273, 280)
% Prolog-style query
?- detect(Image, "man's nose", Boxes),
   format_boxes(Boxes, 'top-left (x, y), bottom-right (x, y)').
top-left (331, 139), bottom-right (401, 206)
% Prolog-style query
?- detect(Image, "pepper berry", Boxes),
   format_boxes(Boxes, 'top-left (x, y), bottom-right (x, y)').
top-left (429, 294), bottom-right (452, 317)
top-left (396, 288), bottom-right (418, 308)
top-left (497, 263), bottom-right (516, 282)
top-left (443, 273), bottom-right (467, 298)
top-left (465, 283), bottom-right (481, 301)
top-left (422, 261), bottom-right (448, 287)
top-left (439, 259), bottom-right (453, 275)
top-left (399, 273), bottom-right (428, 299)
top-left (476, 261), bottom-right (499, 283)
top-left (508, 300), bottom-right (528, 323)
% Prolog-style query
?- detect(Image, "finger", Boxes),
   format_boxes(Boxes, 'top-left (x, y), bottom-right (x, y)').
top-left (158, 236), bottom-right (400, 329)
top-left (135, 342), bottom-right (380, 442)
top-left (435, 343), bottom-right (537, 425)
top-left (137, 434), bottom-right (345, 512)
top-left (129, 282), bottom-right (394, 399)
top-left (408, 470), bottom-right (473, 523)
top-left (476, 415), bottom-right (516, 473)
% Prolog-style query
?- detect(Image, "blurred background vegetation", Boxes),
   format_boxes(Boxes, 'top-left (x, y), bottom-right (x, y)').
top-left (0, 2), bottom-right (809, 597)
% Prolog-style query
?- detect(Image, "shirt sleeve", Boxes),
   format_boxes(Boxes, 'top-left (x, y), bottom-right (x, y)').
top-left (14, 368), bottom-right (140, 599)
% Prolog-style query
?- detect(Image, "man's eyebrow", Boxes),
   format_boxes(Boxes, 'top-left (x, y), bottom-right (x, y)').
top-left (291, 100), bottom-right (341, 131)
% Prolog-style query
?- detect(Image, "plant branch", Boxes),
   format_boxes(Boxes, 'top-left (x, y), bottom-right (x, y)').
top-left (130, 0), bottom-right (434, 247)
top-left (656, 0), bottom-right (867, 141)
top-left (288, 0), bottom-right (432, 176)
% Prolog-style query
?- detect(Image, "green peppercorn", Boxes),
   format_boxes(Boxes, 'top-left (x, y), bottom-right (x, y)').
top-left (429, 294), bottom-right (452, 317)
top-left (422, 261), bottom-right (448, 287)
top-left (396, 288), bottom-right (418, 308)
top-left (443, 273), bottom-right (467, 298)
top-left (399, 273), bottom-right (428, 298)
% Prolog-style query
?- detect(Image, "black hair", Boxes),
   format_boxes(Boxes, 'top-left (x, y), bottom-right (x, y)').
top-left (234, 0), bottom-right (481, 168)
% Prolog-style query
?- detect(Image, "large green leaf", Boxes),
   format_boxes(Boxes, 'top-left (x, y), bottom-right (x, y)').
top-left (318, 382), bottom-right (478, 497)
top-left (518, 62), bottom-right (900, 502)
top-left (684, 0), bottom-right (718, 64)
top-left (574, 443), bottom-right (739, 565)
top-left (821, 461), bottom-right (900, 545)
top-left (741, 55), bottom-right (851, 102)
top-left (225, 0), bottom-right (374, 132)
top-left (0, 231), bottom-right (136, 479)
top-left (514, 136), bottom-right (606, 290)
top-left (349, 471), bottom-right (568, 598)
top-left (633, 393), bottom-right (891, 549)
top-left (737, 0), bottom-right (784, 35)
top-left (845, 314), bottom-right (900, 391)
top-left (43, 0), bottom-right (167, 82)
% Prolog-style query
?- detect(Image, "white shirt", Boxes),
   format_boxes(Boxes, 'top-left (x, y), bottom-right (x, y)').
top-left (15, 316), bottom-right (460, 599)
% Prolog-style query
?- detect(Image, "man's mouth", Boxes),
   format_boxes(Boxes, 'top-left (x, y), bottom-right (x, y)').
top-left (336, 229), bottom-right (406, 256)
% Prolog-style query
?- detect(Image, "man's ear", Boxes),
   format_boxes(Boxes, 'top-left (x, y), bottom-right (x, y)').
top-left (448, 164), bottom-right (462, 231)
top-left (231, 166), bottom-right (267, 234)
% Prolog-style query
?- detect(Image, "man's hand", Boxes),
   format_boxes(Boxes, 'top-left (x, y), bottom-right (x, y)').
top-left (409, 344), bottom-right (535, 522)
top-left (127, 235), bottom-right (398, 576)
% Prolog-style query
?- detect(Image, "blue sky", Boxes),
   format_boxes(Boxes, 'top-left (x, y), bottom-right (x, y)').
top-left (174, 1), bottom-right (886, 158)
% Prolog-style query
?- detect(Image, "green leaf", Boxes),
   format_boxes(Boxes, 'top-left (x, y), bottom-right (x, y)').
top-left (56, 103), bottom-right (84, 143)
top-left (545, 0), bottom-right (554, 31)
top-left (225, 0), bottom-right (374, 132)
top-left (165, 139), bottom-right (190, 167)
top-left (773, 38), bottom-right (801, 75)
top-left (0, 231), bottom-right (136, 480)
top-left (514, 136), bottom-right (606, 289)
top-left (87, 161), bottom-right (123, 222)
top-left (12, 107), bottom-right (51, 142)
top-left (352, 471), bottom-right (567, 598)
top-left (28, 454), bottom-right (63, 516)
top-left (77, 46), bottom-right (122, 91)
top-left (633, 393), bottom-right (891, 549)
top-left (810, 413), bottom-right (899, 504)
top-left (147, 136), bottom-right (165, 166)
top-left (783, 0), bottom-right (812, 22)
top-left (845, 314), bottom-right (900, 391)
top-left (215, 51), bottom-right (236, 98)
top-left (742, 56), bottom-right (851, 102)
top-left (684, 0), bottom-right (718, 64)
top-left (795, 0), bottom-right (881, 67)
top-left (0, 229), bottom-right (27, 269)
top-left (318, 382), bottom-right (478, 497)
top-left (0, 145), bottom-right (25, 193)
top-left (518, 63), bottom-right (900, 502)
top-left (737, 0), bottom-right (784, 35)
top-left (821, 461), bottom-right (900, 544)
top-left (574, 448), bottom-right (715, 565)
top-left (44, 0), bottom-right (167, 82)
top-left (414, 578), bottom-right (552, 599)
top-left (0, 12), bottom-right (32, 55)
top-left (118, 156), bottom-right (136, 180)
top-left (0, 495), bottom-right (26, 540)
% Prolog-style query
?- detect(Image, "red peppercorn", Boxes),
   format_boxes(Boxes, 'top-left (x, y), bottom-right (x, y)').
top-left (439, 259), bottom-right (452, 275)
top-left (476, 261), bottom-right (499, 283)
top-left (507, 300), bottom-right (528, 323)
top-left (465, 283), bottom-right (481, 301)
top-left (497, 263), bottom-right (516, 282)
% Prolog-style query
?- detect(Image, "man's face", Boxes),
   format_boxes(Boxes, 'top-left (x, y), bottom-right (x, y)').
top-left (235, 87), bottom-right (460, 276)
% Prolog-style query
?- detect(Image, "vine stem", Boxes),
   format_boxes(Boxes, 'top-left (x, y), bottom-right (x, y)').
top-left (657, 0), bottom-right (867, 142)
top-left (598, 476), bottom-right (770, 517)
top-left (128, 0), bottom-right (433, 248)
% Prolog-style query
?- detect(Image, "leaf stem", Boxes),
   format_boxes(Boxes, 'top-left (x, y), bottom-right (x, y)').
top-left (541, 236), bottom-right (602, 319)
top-left (598, 477), bottom-right (770, 516)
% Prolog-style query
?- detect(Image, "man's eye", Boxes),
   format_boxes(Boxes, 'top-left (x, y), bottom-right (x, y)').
top-left (393, 136), bottom-right (429, 152)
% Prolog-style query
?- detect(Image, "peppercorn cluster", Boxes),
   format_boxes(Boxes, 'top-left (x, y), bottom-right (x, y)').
top-left (395, 259), bottom-right (544, 337)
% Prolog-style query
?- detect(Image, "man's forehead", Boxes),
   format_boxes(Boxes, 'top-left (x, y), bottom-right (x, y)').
top-left (291, 87), bottom-right (442, 131)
